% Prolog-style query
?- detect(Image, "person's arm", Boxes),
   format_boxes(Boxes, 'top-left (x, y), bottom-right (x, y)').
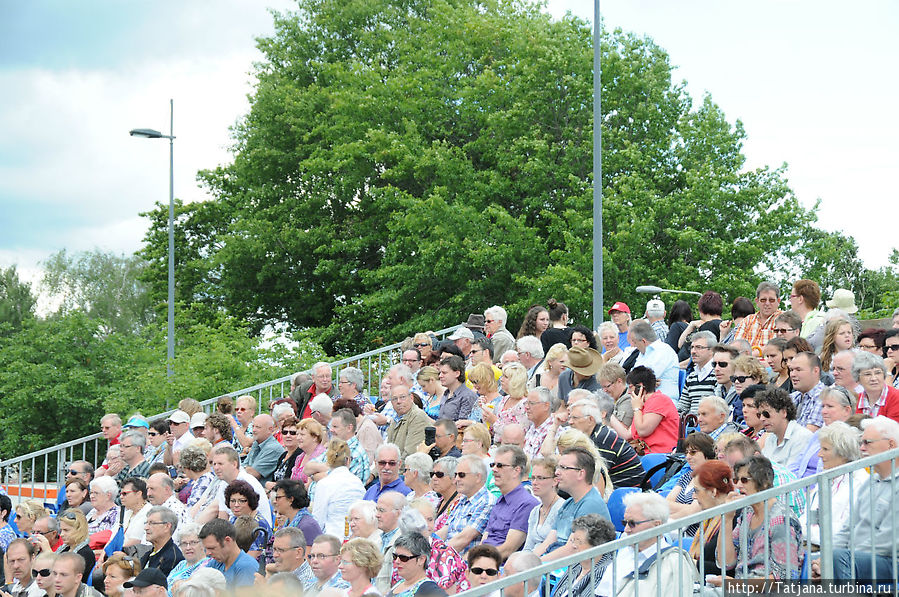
top-left (447, 527), bottom-right (481, 553)
top-left (668, 499), bottom-right (701, 519)
top-left (532, 529), bottom-right (557, 557)
top-left (678, 321), bottom-right (702, 348)
top-left (716, 494), bottom-right (740, 571)
top-left (631, 410), bottom-right (663, 437)
top-left (609, 415), bottom-right (632, 440)
top-left (493, 529), bottom-right (527, 560)
top-left (435, 525), bottom-right (449, 540)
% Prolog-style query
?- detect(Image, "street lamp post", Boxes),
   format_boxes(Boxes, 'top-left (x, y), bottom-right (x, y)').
top-left (130, 99), bottom-right (176, 379)
top-left (635, 285), bottom-right (702, 297)
top-left (592, 0), bottom-right (603, 330)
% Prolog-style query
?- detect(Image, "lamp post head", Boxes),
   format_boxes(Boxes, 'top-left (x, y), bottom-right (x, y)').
top-left (636, 285), bottom-right (663, 294)
top-left (129, 128), bottom-right (174, 140)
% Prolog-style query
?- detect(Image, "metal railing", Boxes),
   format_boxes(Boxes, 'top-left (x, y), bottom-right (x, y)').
top-left (458, 446), bottom-right (899, 597)
top-left (0, 324), bottom-right (461, 500)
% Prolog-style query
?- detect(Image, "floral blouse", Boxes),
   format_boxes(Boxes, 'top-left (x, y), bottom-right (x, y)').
top-left (391, 535), bottom-right (467, 590)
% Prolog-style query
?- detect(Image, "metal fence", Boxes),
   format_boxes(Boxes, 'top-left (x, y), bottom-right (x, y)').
top-left (458, 445), bottom-right (899, 597)
top-left (0, 324), bottom-right (461, 499)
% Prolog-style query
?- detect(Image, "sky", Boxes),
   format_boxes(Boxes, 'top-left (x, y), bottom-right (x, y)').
top-left (2, 1), bottom-right (897, 303)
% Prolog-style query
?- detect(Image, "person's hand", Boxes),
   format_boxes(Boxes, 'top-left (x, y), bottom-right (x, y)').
top-left (417, 442), bottom-right (434, 454)
top-left (719, 320), bottom-right (733, 338)
top-left (254, 572), bottom-right (267, 586)
top-left (456, 420), bottom-right (473, 431)
top-left (602, 346), bottom-right (620, 362)
top-left (94, 550), bottom-right (107, 565)
top-left (480, 405), bottom-right (497, 425)
top-left (166, 431), bottom-right (175, 446)
top-left (705, 575), bottom-right (722, 588)
top-left (229, 417), bottom-right (241, 431)
top-left (363, 403), bottom-right (376, 415)
top-left (552, 411), bottom-right (567, 428)
top-left (689, 319), bottom-right (703, 331)
top-left (31, 533), bottom-right (51, 554)
top-left (810, 559), bottom-right (821, 579)
top-left (630, 386), bottom-right (646, 410)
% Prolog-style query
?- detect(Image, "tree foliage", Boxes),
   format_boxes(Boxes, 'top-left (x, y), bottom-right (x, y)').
top-left (137, 0), bottom-right (893, 353)
top-left (0, 265), bottom-right (36, 335)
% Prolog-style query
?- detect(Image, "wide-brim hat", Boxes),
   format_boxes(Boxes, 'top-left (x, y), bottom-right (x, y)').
top-left (463, 314), bottom-right (486, 331)
top-left (826, 288), bottom-right (858, 314)
top-left (567, 347), bottom-right (603, 376)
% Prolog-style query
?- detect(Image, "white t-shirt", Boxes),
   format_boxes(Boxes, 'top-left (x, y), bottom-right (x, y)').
top-left (123, 502), bottom-right (152, 545)
top-left (215, 469), bottom-right (273, 526)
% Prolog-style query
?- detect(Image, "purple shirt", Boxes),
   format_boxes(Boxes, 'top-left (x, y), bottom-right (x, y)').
top-left (481, 484), bottom-right (539, 547)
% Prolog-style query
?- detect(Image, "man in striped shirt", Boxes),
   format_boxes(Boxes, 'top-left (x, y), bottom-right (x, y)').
top-left (677, 331), bottom-right (718, 416)
top-left (568, 398), bottom-right (644, 487)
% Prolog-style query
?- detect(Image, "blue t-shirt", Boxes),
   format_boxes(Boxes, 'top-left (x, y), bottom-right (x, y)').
top-left (550, 488), bottom-right (610, 549)
top-left (617, 330), bottom-right (630, 351)
top-left (209, 550), bottom-right (258, 588)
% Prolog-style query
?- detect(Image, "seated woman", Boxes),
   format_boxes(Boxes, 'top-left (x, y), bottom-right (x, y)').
top-left (667, 432), bottom-right (716, 524)
top-left (610, 366), bottom-right (679, 455)
top-left (347, 500), bottom-right (382, 546)
top-left (799, 421), bottom-right (868, 547)
top-left (764, 338), bottom-right (792, 393)
top-left (386, 533), bottom-right (444, 597)
top-left (688, 460), bottom-right (733, 577)
top-left (539, 343), bottom-right (570, 399)
top-left (339, 538), bottom-right (385, 597)
top-left (14, 500), bottom-right (47, 538)
top-left (465, 544), bottom-right (502, 592)
top-left (739, 385), bottom-right (768, 442)
top-left (103, 553), bottom-right (141, 597)
top-left (311, 438), bottom-right (366, 539)
top-left (550, 514), bottom-right (617, 597)
top-left (403, 502), bottom-right (467, 593)
top-left (711, 456), bottom-right (803, 585)
top-left (525, 457), bottom-right (564, 556)
top-left (86, 476), bottom-right (120, 535)
top-left (224, 479), bottom-right (272, 561)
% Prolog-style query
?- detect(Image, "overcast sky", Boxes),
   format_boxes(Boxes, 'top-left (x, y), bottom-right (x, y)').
top-left (2, 1), bottom-right (896, 297)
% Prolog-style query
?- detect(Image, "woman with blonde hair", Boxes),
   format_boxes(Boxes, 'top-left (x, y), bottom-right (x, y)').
top-left (291, 418), bottom-right (327, 484)
top-left (50, 509), bottom-right (94, 583)
top-left (103, 553), bottom-right (142, 596)
top-left (539, 343), bottom-right (569, 398)
top-left (479, 363), bottom-right (528, 438)
top-left (820, 317), bottom-right (855, 372)
top-left (311, 439), bottom-right (365, 539)
top-left (413, 333), bottom-right (438, 366)
top-left (416, 366), bottom-right (444, 418)
top-left (13, 500), bottom-right (47, 537)
top-left (339, 538), bottom-right (385, 597)
top-left (177, 398), bottom-right (203, 417)
top-left (461, 423), bottom-right (500, 496)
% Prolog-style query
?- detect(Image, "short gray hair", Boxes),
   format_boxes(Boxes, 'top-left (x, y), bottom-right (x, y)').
top-left (594, 391), bottom-right (615, 421)
top-left (861, 415), bottom-right (899, 444)
top-left (623, 491), bottom-right (669, 524)
top-left (121, 430), bottom-right (146, 449)
top-left (567, 389), bottom-right (595, 404)
top-left (389, 363), bottom-right (415, 387)
top-left (147, 506), bottom-right (179, 534)
top-left (404, 453), bottom-right (433, 479)
top-left (313, 362), bottom-right (333, 376)
top-left (266, 573), bottom-right (305, 592)
top-left (347, 500), bottom-right (377, 527)
top-left (274, 526), bottom-right (307, 549)
top-left (271, 403), bottom-right (294, 421)
top-left (485, 306), bottom-right (507, 326)
top-left (570, 399), bottom-right (601, 424)
top-left (597, 321), bottom-right (618, 337)
top-left (691, 330), bottom-right (717, 349)
top-left (177, 522), bottom-right (202, 545)
top-left (433, 456), bottom-right (458, 477)
top-left (89, 476), bottom-right (119, 500)
top-left (530, 387), bottom-right (552, 404)
top-left (699, 395), bottom-right (728, 416)
top-left (756, 281), bottom-right (780, 298)
top-left (516, 336), bottom-right (544, 359)
top-left (398, 508), bottom-right (429, 536)
top-left (457, 454), bottom-right (487, 480)
top-left (376, 443), bottom-right (401, 461)
top-left (505, 551), bottom-right (543, 590)
top-left (309, 394), bottom-right (333, 415)
top-left (628, 320), bottom-right (657, 343)
top-left (340, 367), bottom-right (365, 392)
top-left (852, 352), bottom-right (888, 382)
top-left (817, 421), bottom-right (861, 463)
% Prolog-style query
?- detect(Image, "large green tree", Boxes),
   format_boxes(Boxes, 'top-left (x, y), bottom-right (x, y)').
top-left (0, 265), bottom-right (36, 334)
top-left (139, 0), bottom-right (858, 352)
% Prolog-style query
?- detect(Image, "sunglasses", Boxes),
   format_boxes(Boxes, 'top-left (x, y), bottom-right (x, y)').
top-left (33, 569), bottom-right (52, 578)
top-left (623, 518), bottom-right (652, 528)
top-left (730, 375), bottom-right (752, 384)
top-left (489, 462), bottom-right (515, 470)
top-left (413, 343), bottom-right (431, 348)
top-left (759, 410), bottom-right (772, 419)
top-left (377, 460), bottom-right (398, 467)
top-left (471, 567), bottom-right (499, 576)
top-left (61, 512), bottom-right (78, 521)
top-left (454, 472), bottom-right (469, 479)
top-left (712, 361), bottom-right (730, 368)
top-left (393, 553), bottom-right (421, 562)
top-left (429, 471), bottom-right (446, 478)
top-left (773, 328), bottom-right (795, 334)
top-left (886, 345), bottom-right (899, 352)
top-left (733, 476), bottom-right (751, 484)
top-left (281, 430), bottom-right (298, 436)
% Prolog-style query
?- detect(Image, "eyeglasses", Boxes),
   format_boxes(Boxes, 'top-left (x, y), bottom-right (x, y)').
top-left (274, 494), bottom-right (288, 501)
top-left (860, 438), bottom-right (888, 447)
top-left (712, 361), bottom-right (730, 368)
top-left (685, 449), bottom-right (699, 456)
top-left (61, 512), bottom-right (78, 521)
top-left (773, 328), bottom-right (796, 334)
top-left (146, 520), bottom-right (169, 526)
top-left (859, 370), bottom-right (885, 379)
top-left (730, 375), bottom-right (752, 384)
top-left (274, 546), bottom-right (300, 554)
top-left (471, 567), bottom-right (499, 576)
top-left (393, 553), bottom-right (421, 562)
top-left (66, 469), bottom-right (83, 476)
top-left (484, 319), bottom-right (496, 324)
top-left (429, 471), bottom-right (447, 478)
top-left (281, 430), bottom-right (298, 436)
top-left (490, 462), bottom-right (516, 470)
top-left (757, 297), bottom-right (779, 303)
top-left (307, 553), bottom-right (337, 561)
top-left (557, 465), bottom-right (582, 472)
top-left (532, 475), bottom-right (554, 481)
top-left (148, 432), bottom-right (159, 437)
top-left (180, 540), bottom-right (201, 548)
top-left (623, 518), bottom-right (653, 528)
top-left (454, 471), bottom-right (471, 479)
top-left (886, 344), bottom-right (899, 352)
top-left (732, 476), bottom-right (751, 484)
top-left (377, 460), bottom-right (398, 467)
top-left (691, 344), bottom-right (709, 351)
top-left (413, 343), bottom-right (431, 348)
top-left (759, 410), bottom-right (772, 419)
top-left (33, 569), bottom-right (52, 578)
top-left (229, 497), bottom-right (249, 504)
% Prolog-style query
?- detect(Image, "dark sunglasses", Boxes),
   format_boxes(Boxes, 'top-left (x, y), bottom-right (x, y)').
top-left (759, 410), bottom-right (772, 419)
top-left (454, 472), bottom-right (469, 479)
top-left (413, 343), bottom-right (431, 348)
top-left (61, 512), bottom-right (78, 521)
top-left (471, 567), bottom-right (499, 576)
top-left (393, 553), bottom-right (421, 562)
top-left (429, 471), bottom-right (446, 478)
top-left (887, 344), bottom-right (899, 352)
top-left (33, 569), bottom-right (52, 578)
top-left (712, 361), bottom-right (730, 368)
top-left (730, 375), bottom-right (751, 384)
top-left (772, 328), bottom-right (795, 334)
top-left (377, 460), bottom-right (398, 467)
top-left (733, 476), bottom-right (751, 484)
top-left (281, 430), bottom-right (298, 435)
top-left (489, 462), bottom-right (515, 470)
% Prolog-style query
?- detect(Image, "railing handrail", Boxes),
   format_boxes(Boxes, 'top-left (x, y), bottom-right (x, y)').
top-left (457, 445), bottom-right (899, 597)
top-left (0, 324), bottom-right (462, 469)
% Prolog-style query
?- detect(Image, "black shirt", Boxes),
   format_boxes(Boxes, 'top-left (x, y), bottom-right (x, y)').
top-left (140, 538), bottom-right (184, 576)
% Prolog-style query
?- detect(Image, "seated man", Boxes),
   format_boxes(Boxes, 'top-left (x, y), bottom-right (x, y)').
top-left (696, 396), bottom-right (738, 441)
top-left (757, 388), bottom-right (814, 476)
top-left (629, 321), bottom-right (680, 401)
top-left (480, 446), bottom-right (538, 559)
top-left (243, 414), bottom-right (286, 483)
top-left (568, 399), bottom-right (643, 487)
top-left (199, 518), bottom-right (258, 589)
top-left (543, 447), bottom-right (610, 559)
top-left (435, 455), bottom-right (495, 554)
top-left (677, 331), bottom-right (718, 416)
top-left (266, 527), bottom-right (315, 588)
top-left (721, 435), bottom-right (805, 518)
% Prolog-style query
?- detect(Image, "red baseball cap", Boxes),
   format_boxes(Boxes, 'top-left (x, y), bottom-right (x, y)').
top-left (608, 302), bottom-right (631, 315)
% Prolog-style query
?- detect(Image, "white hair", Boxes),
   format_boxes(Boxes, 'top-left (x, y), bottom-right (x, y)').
top-left (313, 362), bottom-right (333, 375)
top-left (597, 321), bottom-right (619, 337)
top-left (309, 394), bottom-right (333, 416)
top-left (500, 350), bottom-right (520, 363)
top-left (347, 500), bottom-right (377, 526)
top-left (861, 415), bottom-right (899, 444)
top-left (516, 335), bottom-right (544, 359)
top-left (699, 395), bottom-right (729, 416)
top-left (567, 389), bottom-right (596, 404)
top-left (271, 403), bottom-right (294, 421)
top-left (485, 306), bottom-right (508, 326)
top-left (404, 453), bottom-right (434, 479)
top-left (389, 363), bottom-right (415, 387)
top-left (623, 491), bottom-right (669, 524)
top-left (89, 476), bottom-right (119, 499)
top-left (376, 443), bottom-right (402, 461)
top-left (570, 399), bottom-right (602, 423)
top-left (457, 454), bottom-right (488, 480)
top-left (818, 421), bottom-right (861, 463)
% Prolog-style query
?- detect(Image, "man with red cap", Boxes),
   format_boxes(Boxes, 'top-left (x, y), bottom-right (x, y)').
top-left (609, 302), bottom-right (631, 351)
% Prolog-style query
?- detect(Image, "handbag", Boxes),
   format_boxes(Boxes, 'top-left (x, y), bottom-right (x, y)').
top-left (628, 438), bottom-right (649, 456)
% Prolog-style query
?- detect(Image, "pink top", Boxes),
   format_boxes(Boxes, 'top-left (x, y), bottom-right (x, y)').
top-left (631, 391), bottom-right (680, 453)
top-left (492, 395), bottom-right (527, 438)
top-left (291, 443), bottom-right (326, 483)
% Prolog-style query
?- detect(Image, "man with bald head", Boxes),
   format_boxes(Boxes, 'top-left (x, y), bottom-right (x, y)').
top-left (499, 423), bottom-right (526, 449)
top-left (244, 414), bottom-right (285, 483)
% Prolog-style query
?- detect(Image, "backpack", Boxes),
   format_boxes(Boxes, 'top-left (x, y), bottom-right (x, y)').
top-left (640, 452), bottom-right (686, 491)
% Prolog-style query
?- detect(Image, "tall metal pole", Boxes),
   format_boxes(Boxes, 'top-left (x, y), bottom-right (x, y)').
top-left (167, 98), bottom-right (175, 379)
top-left (592, 0), bottom-right (603, 330)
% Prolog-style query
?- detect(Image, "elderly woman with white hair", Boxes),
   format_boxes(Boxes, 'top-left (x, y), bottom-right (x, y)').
top-left (799, 421), bottom-right (868, 546)
top-left (404, 453), bottom-right (439, 507)
top-left (166, 521), bottom-right (211, 589)
top-left (338, 366), bottom-right (369, 410)
top-left (853, 351), bottom-right (899, 421)
top-left (598, 321), bottom-right (629, 364)
top-left (347, 500), bottom-right (382, 546)
top-left (86, 475), bottom-right (120, 535)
